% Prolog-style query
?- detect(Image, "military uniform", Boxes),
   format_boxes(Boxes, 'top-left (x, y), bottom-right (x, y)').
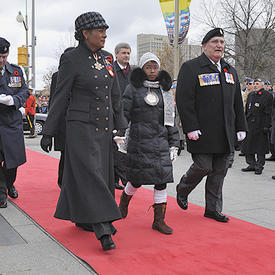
top-left (0, 38), bottom-right (28, 206)
top-left (241, 88), bottom-right (273, 172)
top-left (176, 31), bottom-right (247, 218)
top-left (42, 41), bottom-right (127, 237)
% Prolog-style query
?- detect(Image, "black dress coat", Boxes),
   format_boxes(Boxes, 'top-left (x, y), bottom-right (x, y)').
top-left (42, 42), bottom-right (127, 224)
top-left (48, 71), bottom-right (66, 151)
top-left (176, 53), bottom-right (247, 154)
top-left (113, 61), bottom-right (133, 95)
top-left (123, 68), bottom-right (179, 186)
top-left (0, 62), bottom-right (28, 168)
top-left (242, 89), bottom-right (273, 154)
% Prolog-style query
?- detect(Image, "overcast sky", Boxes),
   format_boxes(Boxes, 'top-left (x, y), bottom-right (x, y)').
top-left (0, 0), bottom-right (206, 90)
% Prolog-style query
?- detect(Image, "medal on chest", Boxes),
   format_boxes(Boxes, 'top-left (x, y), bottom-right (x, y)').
top-left (198, 73), bottom-right (220, 86)
top-left (144, 90), bottom-right (159, 106)
top-left (92, 53), bottom-right (104, 71)
top-left (225, 72), bottom-right (235, 84)
top-left (8, 76), bottom-right (22, 88)
top-left (104, 56), bottom-right (115, 77)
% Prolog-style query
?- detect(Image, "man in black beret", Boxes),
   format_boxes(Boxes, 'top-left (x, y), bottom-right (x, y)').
top-left (176, 28), bottom-right (247, 222)
top-left (0, 37), bottom-right (29, 208)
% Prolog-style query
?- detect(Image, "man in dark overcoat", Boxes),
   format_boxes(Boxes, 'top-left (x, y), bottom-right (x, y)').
top-left (241, 78), bottom-right (273, 174)
top-left (176, 28), bottom-right (247, 222)
top-left (48, 47), bottom-right (74, 188)
top-left (113, 42), bottom-right (133, 190)
top-left (0, 37), bottom-right (29, 207)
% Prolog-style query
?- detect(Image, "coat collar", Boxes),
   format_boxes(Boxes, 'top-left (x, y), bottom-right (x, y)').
top-left (199, 53), bottom-right (230, 72)
top-left (5, 62), bottom-right (13, 73)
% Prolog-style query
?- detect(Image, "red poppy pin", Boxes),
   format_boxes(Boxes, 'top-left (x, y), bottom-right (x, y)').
top-left (105, 55), bottom-right (113, 62)
top-left (258, 91), bottom-right (262, 95)
top-left (224, 68), bottom-right (228, 73)
top-left (14, 71), bottom-right (19, 76)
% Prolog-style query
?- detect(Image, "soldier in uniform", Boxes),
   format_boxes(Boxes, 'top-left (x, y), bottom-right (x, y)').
top-left (0, 37), bottom-right (29, 207)
top-left (176, 28), bottom-right (247, 222)
top-left (40, 12), bottom-right (127, 251)
top-left (25, 88), bottom-right (36, 138)
top-left (113, 42), bottom-right (133, 190)
top-left (241, 78), bottom-right (273, 174)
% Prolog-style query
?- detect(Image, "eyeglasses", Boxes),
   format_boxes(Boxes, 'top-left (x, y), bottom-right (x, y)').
top-left (144, 65), bottom-right (159, 71)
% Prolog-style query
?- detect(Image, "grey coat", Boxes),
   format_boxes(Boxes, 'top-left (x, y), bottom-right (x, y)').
top-left (0, 62), bottom-right (28, 168)
top-left (42, 42), bottom-right (127, 224)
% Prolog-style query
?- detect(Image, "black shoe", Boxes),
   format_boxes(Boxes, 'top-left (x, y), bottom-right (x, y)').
top-left (177, 148), bottom-right (182, 156)
top-left (204, 211), bottom-right (229, 222)
top-left (239, 153), bottom-right (245, 156)
top-left (176, 184), bottom-right (188, 210)
top-left (115, 182), bottom-right (124, 190)
top-left (255, 170), bottom-right (262, 175)
top-left (241, 166), bottom-right (255, 172)
top-left (100, 235), bottom-right (116, 251)
top-left (0, 198), bottom-right (7, 208)
top-left (228, 163), bottom-right (232, 168)
top-left (272, 176), bottom-right (275, 180)
top-left (8, 186), bottom-right (18, 199)
top-left (75, 223), bottom-right (94, 232)
top-left (265, 155), bottom-right (275, 161)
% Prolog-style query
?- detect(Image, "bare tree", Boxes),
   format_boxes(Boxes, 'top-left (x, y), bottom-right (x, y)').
top-left (196, 0), bottom-right (275, 81)
top-left (42, 66), bottom-right (57, 92)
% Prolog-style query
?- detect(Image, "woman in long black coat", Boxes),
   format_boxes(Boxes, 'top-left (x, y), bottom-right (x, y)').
top-left (117, 52), bottom-right (179, 235)
top-left (40, 12), bottom-right (127, 251)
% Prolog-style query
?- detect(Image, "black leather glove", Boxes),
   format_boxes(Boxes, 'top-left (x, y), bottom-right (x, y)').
top-left (40, 135), bottom-right (53, 153)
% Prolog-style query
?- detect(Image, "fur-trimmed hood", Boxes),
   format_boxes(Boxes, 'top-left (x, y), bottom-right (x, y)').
top-left (130, 68), bottom-right (172, 91)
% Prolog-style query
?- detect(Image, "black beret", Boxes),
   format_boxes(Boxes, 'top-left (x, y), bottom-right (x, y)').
top-left (0, 37), bottom-right (10, 54)
top-left (264, 80), bottom-right (271, 85)
top-left (75, 12), bottom-right (109, 33)
top-left (202, 28), bottom-right (224, 44)
top-left (245, 77), bottom-right (253, 83)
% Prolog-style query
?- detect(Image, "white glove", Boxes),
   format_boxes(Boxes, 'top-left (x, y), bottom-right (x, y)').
top-left (0, 94), bottom-right (14, 106)
top-left (113, 136), bottom-right (127, 153)
top-left (187, 130), bottom-right (202, 141)
top-left (237, 131), bottom-right (246, 141)
top-left (170, 147), bottom-right (178, 162)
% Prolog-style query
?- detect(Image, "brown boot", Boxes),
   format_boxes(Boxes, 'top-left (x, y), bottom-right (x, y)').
top-left (152, 203), bottom-right (173, 234)
top-left (119, 191), bottom-right (133, 218)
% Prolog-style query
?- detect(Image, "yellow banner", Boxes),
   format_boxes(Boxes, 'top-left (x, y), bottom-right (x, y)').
top-left (159, 0), bottom-right (192, 44)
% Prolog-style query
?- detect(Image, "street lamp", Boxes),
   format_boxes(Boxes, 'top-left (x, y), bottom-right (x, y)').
top-left (16, 0), bottom-right (35, 91)
top-left (16, 9), bottom-right (29, 84)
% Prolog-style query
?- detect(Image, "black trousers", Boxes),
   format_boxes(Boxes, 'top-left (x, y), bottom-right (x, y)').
top-left (92, 222), bottom-right (117, 240)
top-left (0, 164), bottom-right (17, 200)
top-left (58, 150), bottom-right (65, 188)
top-left (178, 153), bottom-right (230, 213)
top-left (245, 153), bottom-right (265, 171)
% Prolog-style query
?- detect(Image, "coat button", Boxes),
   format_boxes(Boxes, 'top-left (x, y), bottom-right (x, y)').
top-left (96, 97), bottom-right (100, 100)
top-left (105, 117), bottom-right (109, 120)
top-left (106, 106), bottom-right (109, 110)
top-left (105, 128), bottom-right (109, 131)
top-left (105, 85), bottom-right (108, 89)
top-left (96, 117), bottom-right (99, 121)
top-left (94, 75), bottom-right (98, 79)
top-left (96, 107), bottom-right (100, 110)
top-left (95, 128), bottom-right (99, 131)
top-left (105, 75), bottom-right (108, 78)
top-left (89, 56), bottom-right (92, 59)
top-left (105, 95), bottom-right (109, 99)
top-left (95, 87), bottom-right (99, 90)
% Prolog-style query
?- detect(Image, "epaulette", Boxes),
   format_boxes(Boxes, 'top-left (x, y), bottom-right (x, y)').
top-left (10, 63), bottom-right (21, 68)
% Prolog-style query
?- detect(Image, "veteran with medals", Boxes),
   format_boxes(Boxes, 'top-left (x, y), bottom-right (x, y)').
top-left (176, 28), bottom-right (247, 222)
top-left (0, 37), bottom-right (29, 208)
top-left (40, 12), bottom-right (127, 251)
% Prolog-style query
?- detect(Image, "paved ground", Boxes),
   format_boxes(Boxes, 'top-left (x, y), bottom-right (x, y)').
top-left (0, 136), bottom-right (275, 274)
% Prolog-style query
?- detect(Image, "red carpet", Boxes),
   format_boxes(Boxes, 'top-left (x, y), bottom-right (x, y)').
top-left (11, 149), bottom-right (275, 274)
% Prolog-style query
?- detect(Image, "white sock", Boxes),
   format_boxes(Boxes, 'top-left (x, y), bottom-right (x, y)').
top-left (153, 189), bottom-right (167, 204)
top-left (124, 182), bottom-right (138, 196)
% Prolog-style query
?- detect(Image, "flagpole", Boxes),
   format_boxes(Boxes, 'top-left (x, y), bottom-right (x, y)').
top-left (173, 0), bottom-right (180, 79)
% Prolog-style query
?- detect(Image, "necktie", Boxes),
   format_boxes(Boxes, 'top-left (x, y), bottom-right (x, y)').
top-left (123, 65), bottom-right (129, 77)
